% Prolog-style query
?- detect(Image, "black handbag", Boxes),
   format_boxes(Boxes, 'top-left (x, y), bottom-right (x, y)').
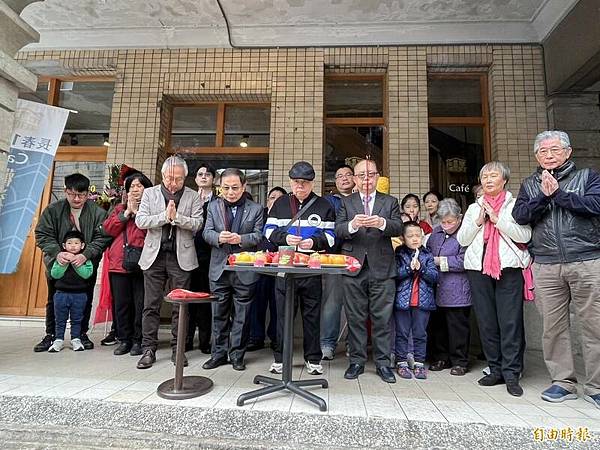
top-left (122, 228), bottom-right (143, 273)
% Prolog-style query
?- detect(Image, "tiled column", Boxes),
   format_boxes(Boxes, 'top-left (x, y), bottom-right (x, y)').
top-left (388, 47), bottom-right (429, 199)
top-left (489, 45), bottom-right (547, 192)
top-left (269, 49), bottom-right (324, 191)
top-left (0, 0), bottom-right (41, 208)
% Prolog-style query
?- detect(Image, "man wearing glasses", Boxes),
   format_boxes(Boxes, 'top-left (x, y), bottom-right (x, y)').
top-left (185, 162), bottom-right (217, 355)
top-left (34, 173), bottom-right (112, 352)
top-left (201, 168), bottom-right (264, 371)
top-left (135, 156), bottom-right (203, 369)
top-left (513, 130), bottom-right (600, 408)
top-left (321, 165), bottom-right (355, 360)
top-left (335, 159), bottom-right (403, 383)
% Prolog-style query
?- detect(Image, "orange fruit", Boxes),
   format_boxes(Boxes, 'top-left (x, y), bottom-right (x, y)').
top-left (332, 255), bottom-right (346, 265)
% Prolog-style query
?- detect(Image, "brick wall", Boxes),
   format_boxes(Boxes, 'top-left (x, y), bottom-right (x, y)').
top-left (17, 45), bottom-right (547, 198)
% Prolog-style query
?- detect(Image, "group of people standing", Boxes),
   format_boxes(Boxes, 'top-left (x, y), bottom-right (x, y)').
top-left (32, 129), bottom-right (600, 407)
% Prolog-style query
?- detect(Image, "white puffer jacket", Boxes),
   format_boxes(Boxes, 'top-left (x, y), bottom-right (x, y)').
top-left (457, 191), bottom-right (532, 271)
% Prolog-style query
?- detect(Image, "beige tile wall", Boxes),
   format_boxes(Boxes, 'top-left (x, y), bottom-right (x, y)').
top-left (17, 45), bottom-right (547, 198)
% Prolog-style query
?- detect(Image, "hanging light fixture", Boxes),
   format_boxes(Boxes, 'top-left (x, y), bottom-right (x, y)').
top-left (239, 135), bottom-right (249, 148)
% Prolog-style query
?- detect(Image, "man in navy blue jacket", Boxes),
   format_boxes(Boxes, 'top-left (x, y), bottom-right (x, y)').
top-left (264, 161), bottom-right (335, 376)
top-left (513, 130), bottom-right (600, 408)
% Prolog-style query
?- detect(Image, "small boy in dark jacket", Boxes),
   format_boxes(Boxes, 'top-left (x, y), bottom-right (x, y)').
top-left (394, 222), bottom-right (438, 379)
top-left (48, 230), bottom-right (94, 353)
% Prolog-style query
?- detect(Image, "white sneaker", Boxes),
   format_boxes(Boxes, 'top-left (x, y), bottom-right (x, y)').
top-left (71, 338), bottom-right (85, 352)
top-left (270, 362), bottom-right (283, 374)
top-left (305, 361), bottom-right (323, 375)
top-left (321, 347), bottom-right (335, 360)
top-left (48, 339), bottom-right (64, 353)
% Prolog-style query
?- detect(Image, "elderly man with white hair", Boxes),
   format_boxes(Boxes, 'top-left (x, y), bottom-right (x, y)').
top-left (135, 156), bottom-right (203, 369)
top-left (513, 130), bottom-right (600, 408)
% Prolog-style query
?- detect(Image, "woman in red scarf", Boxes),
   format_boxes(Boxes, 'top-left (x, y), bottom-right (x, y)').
top-left (457, 161), bottom-right (532, 397)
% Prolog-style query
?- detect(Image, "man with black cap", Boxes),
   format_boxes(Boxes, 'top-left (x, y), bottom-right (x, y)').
top-left (264, 161), bottom-right (336, 375)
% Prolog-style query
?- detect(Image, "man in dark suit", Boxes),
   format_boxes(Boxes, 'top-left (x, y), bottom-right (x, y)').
top-left (186, 162), bottom-right (217, 354)
top-left (335, 159), bottom-right (403, 383)
top-left (202, 168), bottom-right (264, 371)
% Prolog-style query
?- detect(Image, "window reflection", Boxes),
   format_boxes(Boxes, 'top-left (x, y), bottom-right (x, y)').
top-left (429, 126), bottom-right (484, 210)
top-left (325, 79), bottom-right (383, 118)
top-left (172, 106), bottom-right (218, 148)
top-left (59, 81), bottom-right (115, 146)
top-left (324, 126), bottom-right (383, 194)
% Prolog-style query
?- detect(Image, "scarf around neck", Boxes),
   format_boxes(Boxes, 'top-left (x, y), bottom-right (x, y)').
top-left (482, 190), bottom-right (506, 280)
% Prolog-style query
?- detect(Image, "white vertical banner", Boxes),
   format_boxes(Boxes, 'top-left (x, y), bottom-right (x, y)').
top-left (0, 99), bottom-right (71, 274)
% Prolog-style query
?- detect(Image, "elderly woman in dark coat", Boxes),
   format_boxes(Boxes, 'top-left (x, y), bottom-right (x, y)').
top-left (426, 198), bottom-right (471, 376)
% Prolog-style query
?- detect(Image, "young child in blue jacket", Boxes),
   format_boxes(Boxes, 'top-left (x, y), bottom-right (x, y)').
top-left (394, 221), bottom-right (438, 379)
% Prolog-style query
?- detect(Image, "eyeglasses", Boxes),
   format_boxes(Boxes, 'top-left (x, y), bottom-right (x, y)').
top-left (354, 171), bottom-right (379, 180)
top-left (335, 173), bottom-right (353, 179)
top-left (65, 190), bottom-right (88, 199)
top-left (221, 185), bottom-right (242, 192)
top-left (537, 146), bottom-right (565, 157)
top-left (196, 172), bottom-right (212, 178)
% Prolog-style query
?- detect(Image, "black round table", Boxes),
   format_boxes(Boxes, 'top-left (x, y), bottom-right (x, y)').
top-left (157, 295), bottom-right (216, 400)
top-left (224, 264), bottom-right (348, 411)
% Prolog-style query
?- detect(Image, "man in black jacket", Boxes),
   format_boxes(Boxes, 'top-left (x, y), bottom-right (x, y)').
top-left (335, 159), bottom-right (403, 383)
top-left (186, 162), bottom-right (216, 354)
top-left (264, 161), bottom-right (335, 376)
top-left (34, 173), bottom-right (111, 352)
top-left (513, 130), bottom-right (600, 408)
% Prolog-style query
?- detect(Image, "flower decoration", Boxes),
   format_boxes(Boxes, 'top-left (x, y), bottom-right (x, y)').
top-left (88, 164), bottom-right (126, 210)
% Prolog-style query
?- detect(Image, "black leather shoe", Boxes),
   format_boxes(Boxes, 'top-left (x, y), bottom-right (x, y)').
top-left (478, 373), bottom-right (505, 386)
top-left (80, 333), bottom-right (94, 350)
top-left (171, 351), bottom-right (188, 367)
top-left (506, 380), bottom-right (524, 397)
top-left (129, 343), bottom-right (142, 356)
top-left (202, 356), bottom-right (229, 370)
top-left (376, 366), bottom-right (397, 383)
top-left (113, 341), bottom-right (132, 356)
top-left (231, 357), bottom-right (246, 371)
top-left (34, 334), bottom-right (54, 352)
top-left (136, 349), bottom-right (156, 369)
top-left (344, 364), bottom-right (364, 380)
top-left (429, 360), bottom-right (450, 371)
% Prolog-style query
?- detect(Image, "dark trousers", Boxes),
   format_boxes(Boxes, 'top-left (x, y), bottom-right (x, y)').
top-left (53, 291), bottom-right (87, 340)
top-left (274, 275), bottom-right (322, 364)
top-left (249, 275), bottom-right (277, 344)
top-left (209, 271), bottom-right (256, 360)
top-left (45, 273), bottom-right (96, 337)
top-left (467, 269), bottom-right (525, 382)
top-left (142, 251), bottom-right (191, 351)
top-left (429, 306), bottom-right (471, 367)
top-left (343, 263), bottom-right (395, 368)
top-left (394, 308), bottom-right (430, 363)
top-left (187, 265), bottom-right (212, 349)
top-left (110, 272), bottom-right (144, 345)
